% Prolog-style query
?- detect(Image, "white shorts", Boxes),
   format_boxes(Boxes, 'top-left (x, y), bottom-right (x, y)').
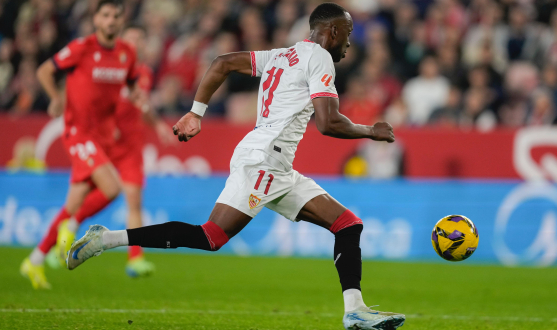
top-left (216, 148), bottom-right (327, 221)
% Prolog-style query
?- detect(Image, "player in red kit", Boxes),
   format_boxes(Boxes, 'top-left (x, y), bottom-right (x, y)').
top-left (47, 24), bottom-right (174, 278)
top-left (20, 0), bottom-right (138, 289)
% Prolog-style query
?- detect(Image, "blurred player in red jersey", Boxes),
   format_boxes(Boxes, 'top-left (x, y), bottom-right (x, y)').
top-left (107, 24), bottom-right (175, 277)
top-left (20, 0), bottom-right (139, 289)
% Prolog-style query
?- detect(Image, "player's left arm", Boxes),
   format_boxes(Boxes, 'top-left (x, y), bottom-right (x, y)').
top-left (173, 51), bottom-right (269, 142)
top-left (309, 48), bottom-right (394, 142)
top-left (313, 97), bottom-right (395, 142)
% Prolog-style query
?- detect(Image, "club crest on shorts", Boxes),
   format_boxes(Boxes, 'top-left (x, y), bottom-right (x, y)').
top-left (248, 194), bottom-right (261, 209)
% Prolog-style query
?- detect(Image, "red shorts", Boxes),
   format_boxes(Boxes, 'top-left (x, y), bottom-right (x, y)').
top-left (62, 131), bottom-right (112, 184)
top-left (109, 141), bottom-right (144, 187)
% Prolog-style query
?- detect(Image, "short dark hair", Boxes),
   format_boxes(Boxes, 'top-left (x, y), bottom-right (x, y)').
top-left (124, 23), bottom-right (147, 34)
top-left (309, 3), bottom-right (348, 29)
top-left (96, 0), bottom-right (124, 13)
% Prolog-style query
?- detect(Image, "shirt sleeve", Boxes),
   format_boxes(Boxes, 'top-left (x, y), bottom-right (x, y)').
top-left (249, 50), bottom-right (274, 77)
top-left (307, 48), bottom-right (338, 99)
top-left (51, 38), bottom-right (86, 71)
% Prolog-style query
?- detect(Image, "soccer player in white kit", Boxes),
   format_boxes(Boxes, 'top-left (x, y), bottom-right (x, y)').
top-left (67, 3), bottom-right (405, 329)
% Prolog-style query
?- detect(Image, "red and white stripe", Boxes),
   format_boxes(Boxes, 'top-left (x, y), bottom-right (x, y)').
top-left (250, 51), bottom-right (257, 77)
top-left (310, 92), bottom-right (338, 99)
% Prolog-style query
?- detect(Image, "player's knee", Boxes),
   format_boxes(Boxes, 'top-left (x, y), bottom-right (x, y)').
top-left (201, 221), bottom-right (229, 251)
top-left (104, 186), bottom-right (120, 201)
top-left (330, 209), bottom-right (363, 235)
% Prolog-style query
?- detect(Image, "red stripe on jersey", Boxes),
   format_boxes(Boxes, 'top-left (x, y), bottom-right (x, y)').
top-left (310, 92), bottom-right (338, 99)
top-left (250, 51), bottom-right (256, 77)
top-left (303, 39), bottom-right (315, 43)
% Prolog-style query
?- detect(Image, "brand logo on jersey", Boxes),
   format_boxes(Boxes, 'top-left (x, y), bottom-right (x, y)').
top-left (119, 52), bottom-right (127, 63)
top-left (93, 51), bottom-right (101, 62)
top-left (92, 67), bottom-right (127, 83)
top-left (249, 194), bottom-right (261, 209)
top-left (321, 74), bottom-right (332, 87)
top-left (273, 145), bottom-right (281, 153)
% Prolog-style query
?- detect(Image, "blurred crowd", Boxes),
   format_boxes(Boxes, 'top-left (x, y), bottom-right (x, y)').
top-left (1, 0), bottom-right (557, 130)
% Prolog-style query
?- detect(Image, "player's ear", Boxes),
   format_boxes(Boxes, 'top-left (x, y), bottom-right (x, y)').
top-left (331, 24), bottom-right (338, 40)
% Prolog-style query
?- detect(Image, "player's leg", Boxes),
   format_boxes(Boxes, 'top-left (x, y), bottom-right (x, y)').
top-left (67, 203), bottom-right (252, 270)
top-left (67, 148), bottom-right (262, 269)
top-left (298, 195), bottom-right (405, 329)
top-left (21, 182), bottom-right (91, 289)
top-left (122, 183), bottom-right (155, 277)
top-left (54, 163), bottom-right (122, 262)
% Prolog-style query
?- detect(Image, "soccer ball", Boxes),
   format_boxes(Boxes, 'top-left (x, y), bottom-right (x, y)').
top-left (431, 215), bottom-right (479, 262)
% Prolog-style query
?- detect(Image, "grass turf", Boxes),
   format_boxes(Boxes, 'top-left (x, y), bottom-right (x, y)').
top-left (1, 247), bottom-right (556, 330)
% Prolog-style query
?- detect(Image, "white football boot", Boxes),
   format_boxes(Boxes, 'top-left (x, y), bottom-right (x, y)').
top-left (66, 225), bottom-right (108, 270)
top-left (343, 306), bottom-right (405, 330)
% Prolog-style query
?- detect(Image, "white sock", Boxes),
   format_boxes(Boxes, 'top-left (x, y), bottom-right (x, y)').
top-left (29, 248), bottom-right (46, 265)
top-left (343, 289), bottom-right (367, 312)
top-left (66, 217), bottom-right (79, 232)
top-left (102, 230), bottom-right (129, 249)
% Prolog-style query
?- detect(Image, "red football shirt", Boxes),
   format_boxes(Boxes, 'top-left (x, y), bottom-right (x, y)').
top-left (114, 63), bottom-right (154, 149)
top-left (52, 34), bottom-right (138, 149)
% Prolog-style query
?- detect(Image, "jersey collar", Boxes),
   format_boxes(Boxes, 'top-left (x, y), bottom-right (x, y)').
top-left (303, 39), bottom-right (315, 43)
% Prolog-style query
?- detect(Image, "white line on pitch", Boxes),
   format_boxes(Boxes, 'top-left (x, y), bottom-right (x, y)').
top-left (0, 309), bottom-right (554, 322)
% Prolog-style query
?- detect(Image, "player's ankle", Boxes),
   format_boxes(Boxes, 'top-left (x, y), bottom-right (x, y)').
top-left (102, 230), bottom-right (129, 249)
top-left (29, 248), bottom-right (46, 266)
top-left (343, 289), bottom-right (367, 312)
top-left (65, 218), bottom-right (79, 232)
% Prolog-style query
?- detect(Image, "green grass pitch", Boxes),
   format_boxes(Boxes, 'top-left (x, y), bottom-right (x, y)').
top-left (1, 247), bottom-right (556, 330)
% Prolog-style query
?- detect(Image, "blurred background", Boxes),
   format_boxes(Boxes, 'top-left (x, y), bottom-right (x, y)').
top-left (1, 0), bottom-right (557, 267)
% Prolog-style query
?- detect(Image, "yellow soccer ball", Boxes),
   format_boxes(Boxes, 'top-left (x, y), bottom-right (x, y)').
top-left (431, 215), bottom-right (479, 262)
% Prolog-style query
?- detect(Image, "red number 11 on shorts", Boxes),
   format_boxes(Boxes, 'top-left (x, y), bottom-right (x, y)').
top-left (254, 170), bottom-right (274, 195)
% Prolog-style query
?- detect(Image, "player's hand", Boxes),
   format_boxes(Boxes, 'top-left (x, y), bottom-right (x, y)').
top-left (173, 112), bottom-right (201, 142)
top-left (47, 97), bottom-right (64, 118)
top-left (370, 122), bottom-right (395, 143)
top-left (155, 120), bottom-right (177, 146)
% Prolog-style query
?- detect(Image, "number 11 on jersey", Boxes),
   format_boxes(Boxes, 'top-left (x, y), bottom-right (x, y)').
top-left (261, 67), bottom-right (283, 118)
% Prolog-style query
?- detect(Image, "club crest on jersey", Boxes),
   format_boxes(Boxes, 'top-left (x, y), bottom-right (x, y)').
top-left (119, 52), bottom-right (127, 63)
top-left (249, 194), bottom-right (261, 209)
top-left (93, 51), bottom-right (101, 62)
top-left (321, 74), bottom-right (332, 87)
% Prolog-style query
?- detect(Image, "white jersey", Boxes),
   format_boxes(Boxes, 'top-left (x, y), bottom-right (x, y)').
top-left (236, 39), bottom-right (338, 169)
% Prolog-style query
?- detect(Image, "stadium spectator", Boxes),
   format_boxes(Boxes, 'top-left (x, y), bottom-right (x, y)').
top-left (428, 85), bottom-right (461, 128)
top-left (528, 88), bottom-right (556, 126)
top-left (0, 39), bottom-right (14, 96)
top-left (340, 75), bottom-right (382, 125)
top-left (457, 87), bottom-right (497, 131)
top-left (0, 0), bottom-right (556, 130)
top-left (402, 56), bottom-right (450, 125)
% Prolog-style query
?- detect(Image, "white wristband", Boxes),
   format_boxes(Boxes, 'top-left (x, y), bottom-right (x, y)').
top-left (190, 101), bottom-right (208, 117)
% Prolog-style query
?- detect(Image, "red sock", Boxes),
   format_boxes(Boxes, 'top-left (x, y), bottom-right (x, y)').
top-left (330, 209), bottom-right (363, 234)
top-left (128, 246), bottom-right (143, 260)
top-left (75, 189), bottom-right (112, 224)
top-left (38, 208), bottom-right (70, 254)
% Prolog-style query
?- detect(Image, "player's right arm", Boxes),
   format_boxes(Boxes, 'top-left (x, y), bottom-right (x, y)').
top-left (173, 51), bottom-right (272, 142)
top-left (37, 39), bottom-right (86, 118)
top-left (37, 60), bottom-right (64, 118)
